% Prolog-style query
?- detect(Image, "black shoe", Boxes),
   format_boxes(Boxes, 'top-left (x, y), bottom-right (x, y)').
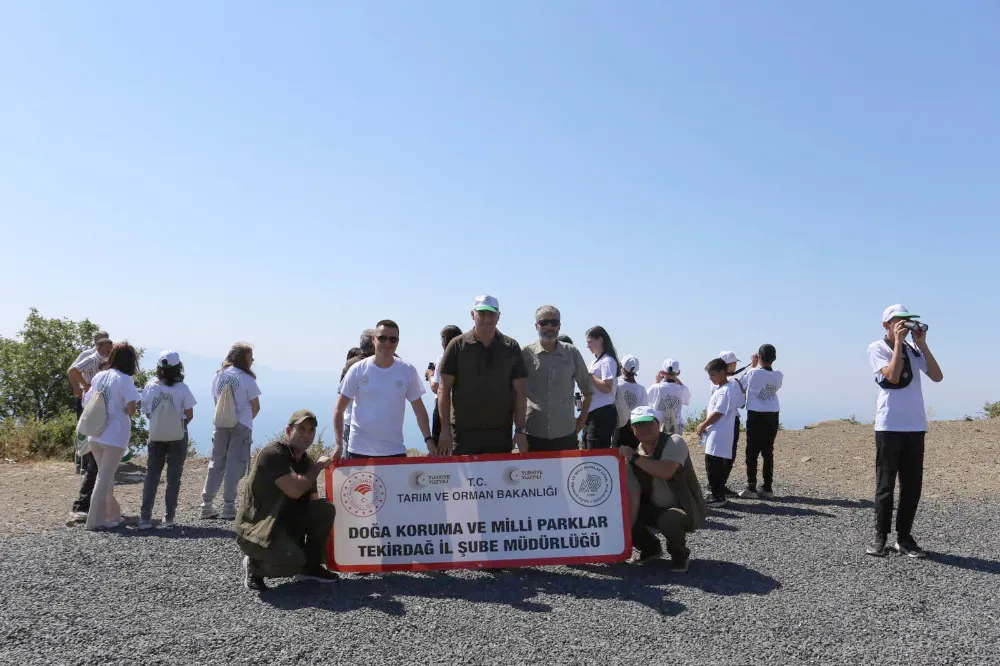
top-left (706, 495), bottom-right (727, 508)
top-left (243, 556), bottom-right (269, 591)
top-left (723, 486), bottom-right (739, 498)
top-left (866, 534), bottom-right (888, 557)
top-left (669, 555), bottom-right (690, 572)
top-left (295, 566), bottom-right (340, 583)
top-left (894, 537), bottom-right (926, 559)
top-left (632, 547), bottom-right (662, 564)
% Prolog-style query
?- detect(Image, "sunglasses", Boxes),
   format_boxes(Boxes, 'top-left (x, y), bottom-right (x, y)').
top-left (536, 319), bottom-right (560, 327)
top-left (376, 335), bottom-right (399, 344)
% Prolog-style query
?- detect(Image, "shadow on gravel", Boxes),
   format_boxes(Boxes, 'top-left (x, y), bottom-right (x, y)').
top-left (257, 568), bottom-right (689, 616)
top-left (926, 552), bottom-right (1000, 575)
top-left (778, 495), bottom-right (874, 509)
top-left (707, 509), bottom-right (743, 520)
top-left (114, 525), bottom-right (236, 540)
top-left (701, 518), bottom-right (739, 532)
top-left (577, 559), bottom-right (780, 600)
top-left (721, 502), bottom-right (835, 519)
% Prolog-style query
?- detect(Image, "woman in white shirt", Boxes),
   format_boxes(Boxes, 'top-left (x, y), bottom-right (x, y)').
top-left (616, 355), bottom-right (648, 449)
top-left (82, 342), bottom-right (141, 531)
top-left (139, 351), bottom-right (197, 528)
top-left (584, 326), bottom-right (621, 449)
top-left (200, 342), bottom-right (261, 520)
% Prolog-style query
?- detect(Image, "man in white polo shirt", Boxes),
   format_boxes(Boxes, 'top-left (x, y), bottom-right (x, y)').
top-left (865, 305), bottom-right (943, 558)
top-left (334, 320), bottom-right (435, 460)
top-left (66, 331), bottom-right (113, 524)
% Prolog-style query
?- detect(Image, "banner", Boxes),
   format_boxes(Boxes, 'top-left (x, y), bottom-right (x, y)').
top-left (325, 450), bottom-right (630, 572)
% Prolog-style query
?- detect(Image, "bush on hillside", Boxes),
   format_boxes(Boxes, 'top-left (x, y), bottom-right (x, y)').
top-left (684, 408), bottom-right (708, 434)
top-left (985, 401), bottom-right (1000, 419)
top-left (0, 410), bottom-right (78, 461)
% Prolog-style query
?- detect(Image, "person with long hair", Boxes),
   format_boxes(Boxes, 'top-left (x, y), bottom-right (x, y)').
top-left (138, 351), bottom-right (197, 529)
top-left (616, 355), bottom-right (648, 450)
top-left (82, 342), bottom-right (140, 531)
top-left (200, 342), bottom-right (261, 520)
top-left (583, 326), bottom-right (621, 449)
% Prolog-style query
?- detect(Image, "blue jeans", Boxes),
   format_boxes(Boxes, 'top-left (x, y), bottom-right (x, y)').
top-left (141, 437), bottom-right (188, 521)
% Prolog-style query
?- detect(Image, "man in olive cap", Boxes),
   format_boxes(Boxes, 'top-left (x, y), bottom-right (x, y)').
top-left (236, 409), bottom-right (338, 592)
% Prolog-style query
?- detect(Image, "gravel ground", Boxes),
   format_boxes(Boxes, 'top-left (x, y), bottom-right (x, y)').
top-left (2, 480), bottom-right (998, 666)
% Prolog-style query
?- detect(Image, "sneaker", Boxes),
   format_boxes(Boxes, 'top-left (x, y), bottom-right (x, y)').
top-left (706, 496), bottom-right (727, 508)
top-left (162, 517), bottom-right (176, 528)
top-left (137, 519), bottom-right (154, 530)
top-left (633, 547), bottom-right (663, 564)
top-left (200, 505), bottom-right (219, 520)
top-left (738, 487), bottom-right (759, 499)
top-left (66, 511), bottom-right (88, 526)
top-left (669, 556), bottom-right (690, 573)
top-left (757, 486), bottom-right (776, 500)
top-left (894, 537), bottom-right (926, 559)
top-left (723, 486), bottom-right (739, 498)
top-left (219, 504), bottom-right (237, 520)
top-left (243, 556), bottom-right (268, 591)
top-left (295, 567), bottom-right (340, 584)
top-left (103, 520), bottom-right (122, 530)
top-left (866, 533), bottom-right (888, 557)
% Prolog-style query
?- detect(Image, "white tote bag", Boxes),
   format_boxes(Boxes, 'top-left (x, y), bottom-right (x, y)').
top-left (213, 384), bottom-right (238, 428)
top-left (77, 391), bottom-right (108, 438)
top-left (149, 398), bottom-right (185, 442)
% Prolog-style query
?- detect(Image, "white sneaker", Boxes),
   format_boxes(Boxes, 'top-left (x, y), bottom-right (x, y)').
top-left (137, 519), bottom-right (154, 530)
top-left (66, 511), bottom-right (88, 526)
top-left (200, 505), bottom-right (219, 520)
top-left (162, 518), bottom-right (176, 528)
top-left (219, 504), bottom-right (237, 520)
top-left (738, 487), bottom-right (759, 499)
top-left (104, 520), bottom-right (122, 529)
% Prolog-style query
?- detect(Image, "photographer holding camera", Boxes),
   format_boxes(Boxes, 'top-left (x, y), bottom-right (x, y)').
top-left (865, 304), bottom-right (943, 559)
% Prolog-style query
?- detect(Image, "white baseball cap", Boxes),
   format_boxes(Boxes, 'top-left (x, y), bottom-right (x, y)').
top-left (882, 304), bottom-right (920, 323)
top-left (630, 405), bottom-right (658, 425)
top-left (158, 350), bottom-right (182, 367)
top-left (621, 355), bottom-right (639, 373)
top-left (661, 358), bottom-right (680, 374)
top-left (719, 350), bottom-right (740, 365)
top-left (472, 294), bottom-right (499, 313)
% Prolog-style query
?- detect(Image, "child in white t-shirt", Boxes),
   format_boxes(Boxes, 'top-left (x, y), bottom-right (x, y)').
top-left (695, 358), bottom-right (739, 507)
top-left (616, 355), bottom-right (648, 449)
top-left (738, 344), bottom-right (783, 499)
top-left (139, 351), bottom-right (197, 528)
top-left (718, 350), bottom-right (747, 495)
top-left (646, 358), bottom-right (691, 434)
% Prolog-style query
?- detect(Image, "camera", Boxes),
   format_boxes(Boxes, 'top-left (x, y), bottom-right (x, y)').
top-left (574, 392), bottom-right (582, 411)
top-left (903, 321), bottom-right (929, 332)
top-left (427, 362), bottom-right (436, 371)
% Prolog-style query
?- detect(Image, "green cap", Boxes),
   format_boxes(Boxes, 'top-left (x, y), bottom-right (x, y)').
top-left (288, 409), bottom-right (318, 426)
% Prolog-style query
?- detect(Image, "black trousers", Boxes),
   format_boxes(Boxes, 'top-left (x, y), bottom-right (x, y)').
top-left (745, 411), bottom-right (779, 489)
top-left (874, 431), bottom-right (925, 538)
top-left (631, 502), bottom-right (690, 560)
top-left (583, 405), bottom-right (617, 449)
top-left (721, 415), bottom-right (741, 486)
top-left (527, 434), bottom-right (579, 452)
top-left (453, 428), bottom-right (513, 456)
top-left (72, 398), bottom-right (98, 513)
top-left (238, 500), bottom-right (336, 578)
top-left (704, 454), bottom-right (729, 500)
top-left (431, 398), bottom-right (442, 445)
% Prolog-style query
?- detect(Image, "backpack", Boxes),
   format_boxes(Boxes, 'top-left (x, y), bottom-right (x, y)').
top-left (660, 407), bottom-right (679, 436)
top-left (613, 379), bottom-right (630, 429)
top-left (149, 393), bottom-right (185, 442)
top-left (77, 389), bottom-right (108, 438)
top-left (214, 382), bottom-right (238, 428)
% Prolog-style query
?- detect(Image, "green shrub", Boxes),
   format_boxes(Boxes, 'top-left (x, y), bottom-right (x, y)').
top-left (841, 414), bottom-right (862, 426)
top-left (684, 408), bottom-right (708, 434)
top-left (0, 410), bottom-right (79, 461)
top-left (985, 401), bottom-right (1000, 419)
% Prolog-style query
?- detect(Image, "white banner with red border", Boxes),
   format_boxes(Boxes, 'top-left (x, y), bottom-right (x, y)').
top-left (324, 450), bottom-right (630, 572)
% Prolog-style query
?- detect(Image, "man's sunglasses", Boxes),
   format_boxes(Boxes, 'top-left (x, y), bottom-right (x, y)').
top-left (536, 319), bottom-right (560, 327)
top-left (376, 335), bottom-right (399, 344)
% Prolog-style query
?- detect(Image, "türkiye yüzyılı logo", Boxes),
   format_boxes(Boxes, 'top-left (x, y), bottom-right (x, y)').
top-left (340, 471), bottom-right (387, 517)
top-left (567, 462), bottom-right (613, 507)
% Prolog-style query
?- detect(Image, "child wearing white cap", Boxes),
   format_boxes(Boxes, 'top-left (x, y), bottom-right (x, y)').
top-left (738, 344), bottom-right (783, 499)
top-left (717, 350), bottom-right (747, 496)
top-left (647, 359), bottom-right (691, 434)
top-left (616, 355), bottom-right (648, 449)
top-left (139, 350), bottom-right (197, 528)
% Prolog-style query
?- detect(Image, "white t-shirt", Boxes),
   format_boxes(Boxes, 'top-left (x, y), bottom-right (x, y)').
top-left (868, 340), bottom-right (928, 432)
top-left (211, 367), bottom-right (261, 430)
top-left (589, 356), bottom-right (619, 411)
top-left (432, 354), bottom-right (443, 386)
top-left (617, 380), bottom-right (648, 412)
top-left (647, 381), bottom-right (691, 429)
top-left (740, 368), bottom-right (783, 413)
top-left (340, 357), bottom-right (426, 456)
top-left (727, 378), bottom-right (747, 411)
top-left (84, 369), bottom-right (141, 449)
top-left (71, 348), bottom-right (103, 385)
top-left (704, 383), bottom-right (738, 459)
top-left (141, 379), bottom-right (197, 420)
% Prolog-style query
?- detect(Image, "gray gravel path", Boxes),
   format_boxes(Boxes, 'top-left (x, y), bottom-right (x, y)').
top-left (2, 483), bottom-right (998, 666)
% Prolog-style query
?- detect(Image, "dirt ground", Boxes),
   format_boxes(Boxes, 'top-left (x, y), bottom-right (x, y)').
top-left (1, 419), bottom-right (997, 534)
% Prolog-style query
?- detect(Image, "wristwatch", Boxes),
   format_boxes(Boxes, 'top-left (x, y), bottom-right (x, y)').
top-left (424, 436), bottom-right (435, 443)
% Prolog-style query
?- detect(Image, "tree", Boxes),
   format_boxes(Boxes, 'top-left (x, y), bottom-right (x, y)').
top-left (0, 308), bottom-right (99, 420)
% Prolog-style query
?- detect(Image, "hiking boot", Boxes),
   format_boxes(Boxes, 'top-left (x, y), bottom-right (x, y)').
top-left (219, 504), bottom-right (237, 520)
top-left (295, 566), bottom-right (340, 584)
top-left (738, 486), bottom-right (759, 499)
top-left (757, 486), bottom-right (776, 500)
top-left (243, 556), bottom-right (268, 592)
top-left (866, 533), bottom-right (889, 557)
top-left (894, 537), bottom-right (926, 559)
top-left (200, 505), bottom-right (219, 520)
top-left (137, 519), bottom-right (154, 530)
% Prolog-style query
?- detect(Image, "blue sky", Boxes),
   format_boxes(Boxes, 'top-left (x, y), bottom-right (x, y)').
top-left (2, 2), bottom-right (997, 452)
